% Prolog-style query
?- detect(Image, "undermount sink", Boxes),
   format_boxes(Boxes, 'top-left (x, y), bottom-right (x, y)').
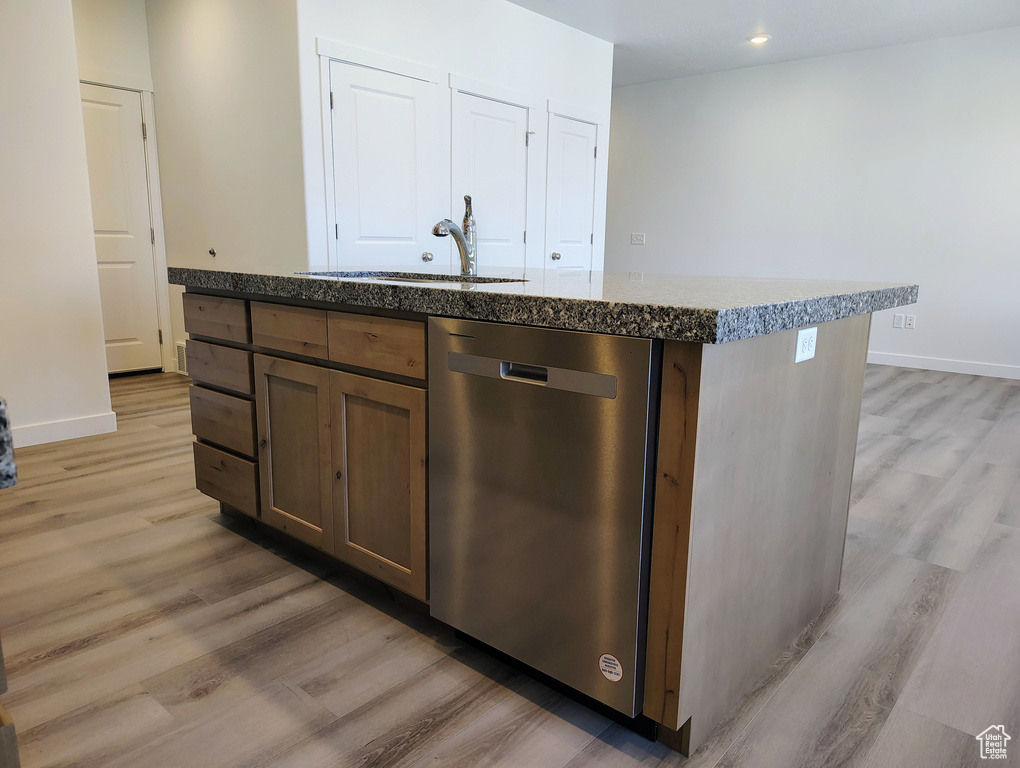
top-left (302, 271), bottom-right (528, 284)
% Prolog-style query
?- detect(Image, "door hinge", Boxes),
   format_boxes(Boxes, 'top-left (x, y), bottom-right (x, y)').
top-left (330, 91), bottom-right (334, 109)
top-left (594, 146), bottom-right (597, 158)
top-left (523, 230), bottom-right (527, 244)
top-left (142, 122), bottom-right (147, 140)
top-left (158, 329), bottom-right (163, 345)
top-left (591, 233), bottom-right (594, 244)
top-left (150, 227), bottom-right (155, 244)
top-left (526, 130), bottom-right (535, 147)
top-left (335, 223), bottom-right (339, 239)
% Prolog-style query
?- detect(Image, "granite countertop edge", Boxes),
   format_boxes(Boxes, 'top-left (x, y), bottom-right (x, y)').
top-left (168, 267), bottom-right (918, 344)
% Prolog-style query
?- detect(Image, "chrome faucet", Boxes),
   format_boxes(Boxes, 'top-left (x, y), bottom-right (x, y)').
top-left (433, 196), bottom-right (477, 276)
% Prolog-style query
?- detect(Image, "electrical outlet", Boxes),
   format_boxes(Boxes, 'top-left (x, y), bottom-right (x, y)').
top-left (795, 327), bottom-right (818, 363)
top-left (905, 314), bottom-right (917, 329)
top-left (631, 233), bottom-right (646, 245)
top-left (893, 314), bottom-right (905, 329)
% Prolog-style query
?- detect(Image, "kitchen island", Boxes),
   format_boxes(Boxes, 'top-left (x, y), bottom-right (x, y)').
top-left (169, 266), bottom-right (916, 754)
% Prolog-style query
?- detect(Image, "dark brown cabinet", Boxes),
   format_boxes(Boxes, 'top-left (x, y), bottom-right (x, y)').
top-left (330, 371), bottom-right (427, 600)
top-left (254, 355), bottom-right (334, 553)
top-left (187, 291), bottom-right (430, 600)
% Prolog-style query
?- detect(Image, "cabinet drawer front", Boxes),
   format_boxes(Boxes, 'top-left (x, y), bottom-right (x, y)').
top-left (328, 312), bottom-right (426, 379)
top-left (183, 293), bottom-right (251, 343)
top-left (193, 442), bottom-right (259, 517)
top-left (190, 386), bottom-right (256, 457)
top-left (186, 340), bottom-right (254, 395)
top-left (251, 302), bottom-right (328, 359)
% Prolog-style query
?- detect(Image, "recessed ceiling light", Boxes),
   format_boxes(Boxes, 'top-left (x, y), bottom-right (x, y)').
top-left (748, 35), bottom-right (771, 44)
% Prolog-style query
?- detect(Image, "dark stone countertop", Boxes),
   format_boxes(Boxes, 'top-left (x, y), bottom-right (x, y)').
top-left (168, 267), bottom-right (918, 344)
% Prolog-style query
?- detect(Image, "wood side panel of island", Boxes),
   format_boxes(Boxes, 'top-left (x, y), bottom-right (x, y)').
top-left (644, 315), bottom-right (872, 754)
top-left (643, 339), bottom-right (703, 747)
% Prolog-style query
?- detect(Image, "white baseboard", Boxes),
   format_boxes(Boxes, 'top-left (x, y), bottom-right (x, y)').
top-left (867, 352), bottom-right (1020, 381)
top-left (12, 411), bottom-right (118, 449)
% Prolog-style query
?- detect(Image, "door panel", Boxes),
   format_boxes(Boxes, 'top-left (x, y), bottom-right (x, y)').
top-left (255, 355), bottom-right (334, 553)
top-left (345, 395), bottom-right (412, 566)
top-left (330, 61), bottom-right (448, 271)
top-left (80, 83), bottom-right (162, 372)
top-left (331, 371), bottom-right (427, 600)
top-left (452, 92), bottom-right (528, 271)
top-left (546, 115), bottom-right (597, 270)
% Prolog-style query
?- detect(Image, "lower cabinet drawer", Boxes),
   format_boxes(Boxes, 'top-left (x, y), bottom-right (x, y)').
top-left (193, 442), bottom-right (259, 517)
top-left (190, 386), bottom-right (256, 458)
top-left (186, 340), bottom-right (254, 395)
top-left (251, 302), bottom-right (328, 359)
top-left (327, 311), bottom-right (426, 379)
top-left (183, 293), bottom-right (251, 343)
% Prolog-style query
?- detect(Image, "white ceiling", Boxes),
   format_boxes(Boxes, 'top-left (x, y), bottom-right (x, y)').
top-left (506, 0), bottom-right (1020, 86)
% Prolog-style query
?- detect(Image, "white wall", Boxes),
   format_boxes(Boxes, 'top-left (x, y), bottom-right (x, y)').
top-left (296, 0), bottom-right (615, 269)
top-left (72, 0), bottom-right (152, 90)
top-left (0, 0), bottom-right (116, 447)
top-left (145, 0), bottom-right (308, 350)
top-left (607, 26), bottom-right (1020, 379)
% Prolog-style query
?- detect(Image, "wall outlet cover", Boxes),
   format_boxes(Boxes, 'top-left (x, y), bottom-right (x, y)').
top-left (795, 327), bottom-right (818, 363)
top-left (893, 313), bottom-right (905, 328)
top-left (905, 314), bottom-right (917, 329)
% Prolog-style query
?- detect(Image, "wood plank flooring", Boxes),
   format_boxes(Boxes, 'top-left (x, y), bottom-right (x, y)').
top-left (0, 367), bottom-right (1018, 768)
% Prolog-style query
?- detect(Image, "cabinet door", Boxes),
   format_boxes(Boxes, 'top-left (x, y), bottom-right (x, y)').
top-left (452, 91), bottom-right (529, 271)
top-left (255, 355), bottom-right (334, 553)
top-left (545, 114), bottom-right (598, 269)
top-left (331, 371), bottom-right (427, 600)
top-left (329, 60), bottom-right (448, 271)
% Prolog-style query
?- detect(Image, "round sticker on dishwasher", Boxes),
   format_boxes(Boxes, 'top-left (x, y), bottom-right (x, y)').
top-left (599, 653), bottom-right (624, 682)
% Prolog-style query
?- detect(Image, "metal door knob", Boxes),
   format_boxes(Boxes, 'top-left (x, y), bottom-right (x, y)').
top-left (421, 252), bottom-right (434, 262)
top-left (551, 252), bottom-right (562, 261)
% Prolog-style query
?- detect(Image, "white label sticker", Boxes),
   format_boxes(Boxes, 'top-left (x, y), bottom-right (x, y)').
top-left (599, 653), bottom-right (624, 683)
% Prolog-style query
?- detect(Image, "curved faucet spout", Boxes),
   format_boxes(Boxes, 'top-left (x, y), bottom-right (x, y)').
top-left (432, 219), bottom-right (476, 276)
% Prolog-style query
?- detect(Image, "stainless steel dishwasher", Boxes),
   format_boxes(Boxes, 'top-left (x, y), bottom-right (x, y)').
top-left (429, 317), bottom-right (660, 717)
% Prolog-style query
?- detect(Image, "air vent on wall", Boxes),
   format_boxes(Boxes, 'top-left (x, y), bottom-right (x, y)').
top-left (176, 342), bottom-right (188, 375)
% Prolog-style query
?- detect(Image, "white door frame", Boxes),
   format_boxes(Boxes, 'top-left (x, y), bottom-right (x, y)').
top-left (449, 75), bottom-right (541, 277)
top-left (316, 40), bottom-right (447, 271)
top-left (80, 79), bottom-right (174, 374)
top-left (546, 100), bottom-right (609, 273)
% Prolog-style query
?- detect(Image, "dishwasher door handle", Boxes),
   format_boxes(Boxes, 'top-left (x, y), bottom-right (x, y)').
top-left (448, 352), bottom-right (617, 398)
top-left (500, 361), bottom-right (548, 385)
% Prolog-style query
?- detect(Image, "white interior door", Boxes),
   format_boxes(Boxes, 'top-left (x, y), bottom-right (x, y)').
top-left (452, 92), bottom-right (528, 271)
top-left (81, 83), bottom-right (162, 373)
top-left (330, 61), bottom-right (448, 271)
top-left (545, 114), bottom-right (598, 269)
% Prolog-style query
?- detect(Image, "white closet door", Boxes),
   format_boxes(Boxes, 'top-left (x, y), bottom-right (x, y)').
top-left (545, 115), bottom-right (597, 269)
top-left (330, 61), bottom-right (448, 270)
top-left (452, 92), bottom-right (528, 271)
top-left (80, 83), bottom-right (162, 373)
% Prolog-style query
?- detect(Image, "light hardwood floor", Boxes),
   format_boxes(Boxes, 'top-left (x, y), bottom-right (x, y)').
top-left (0, 367), bottom-right (1017, 768)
